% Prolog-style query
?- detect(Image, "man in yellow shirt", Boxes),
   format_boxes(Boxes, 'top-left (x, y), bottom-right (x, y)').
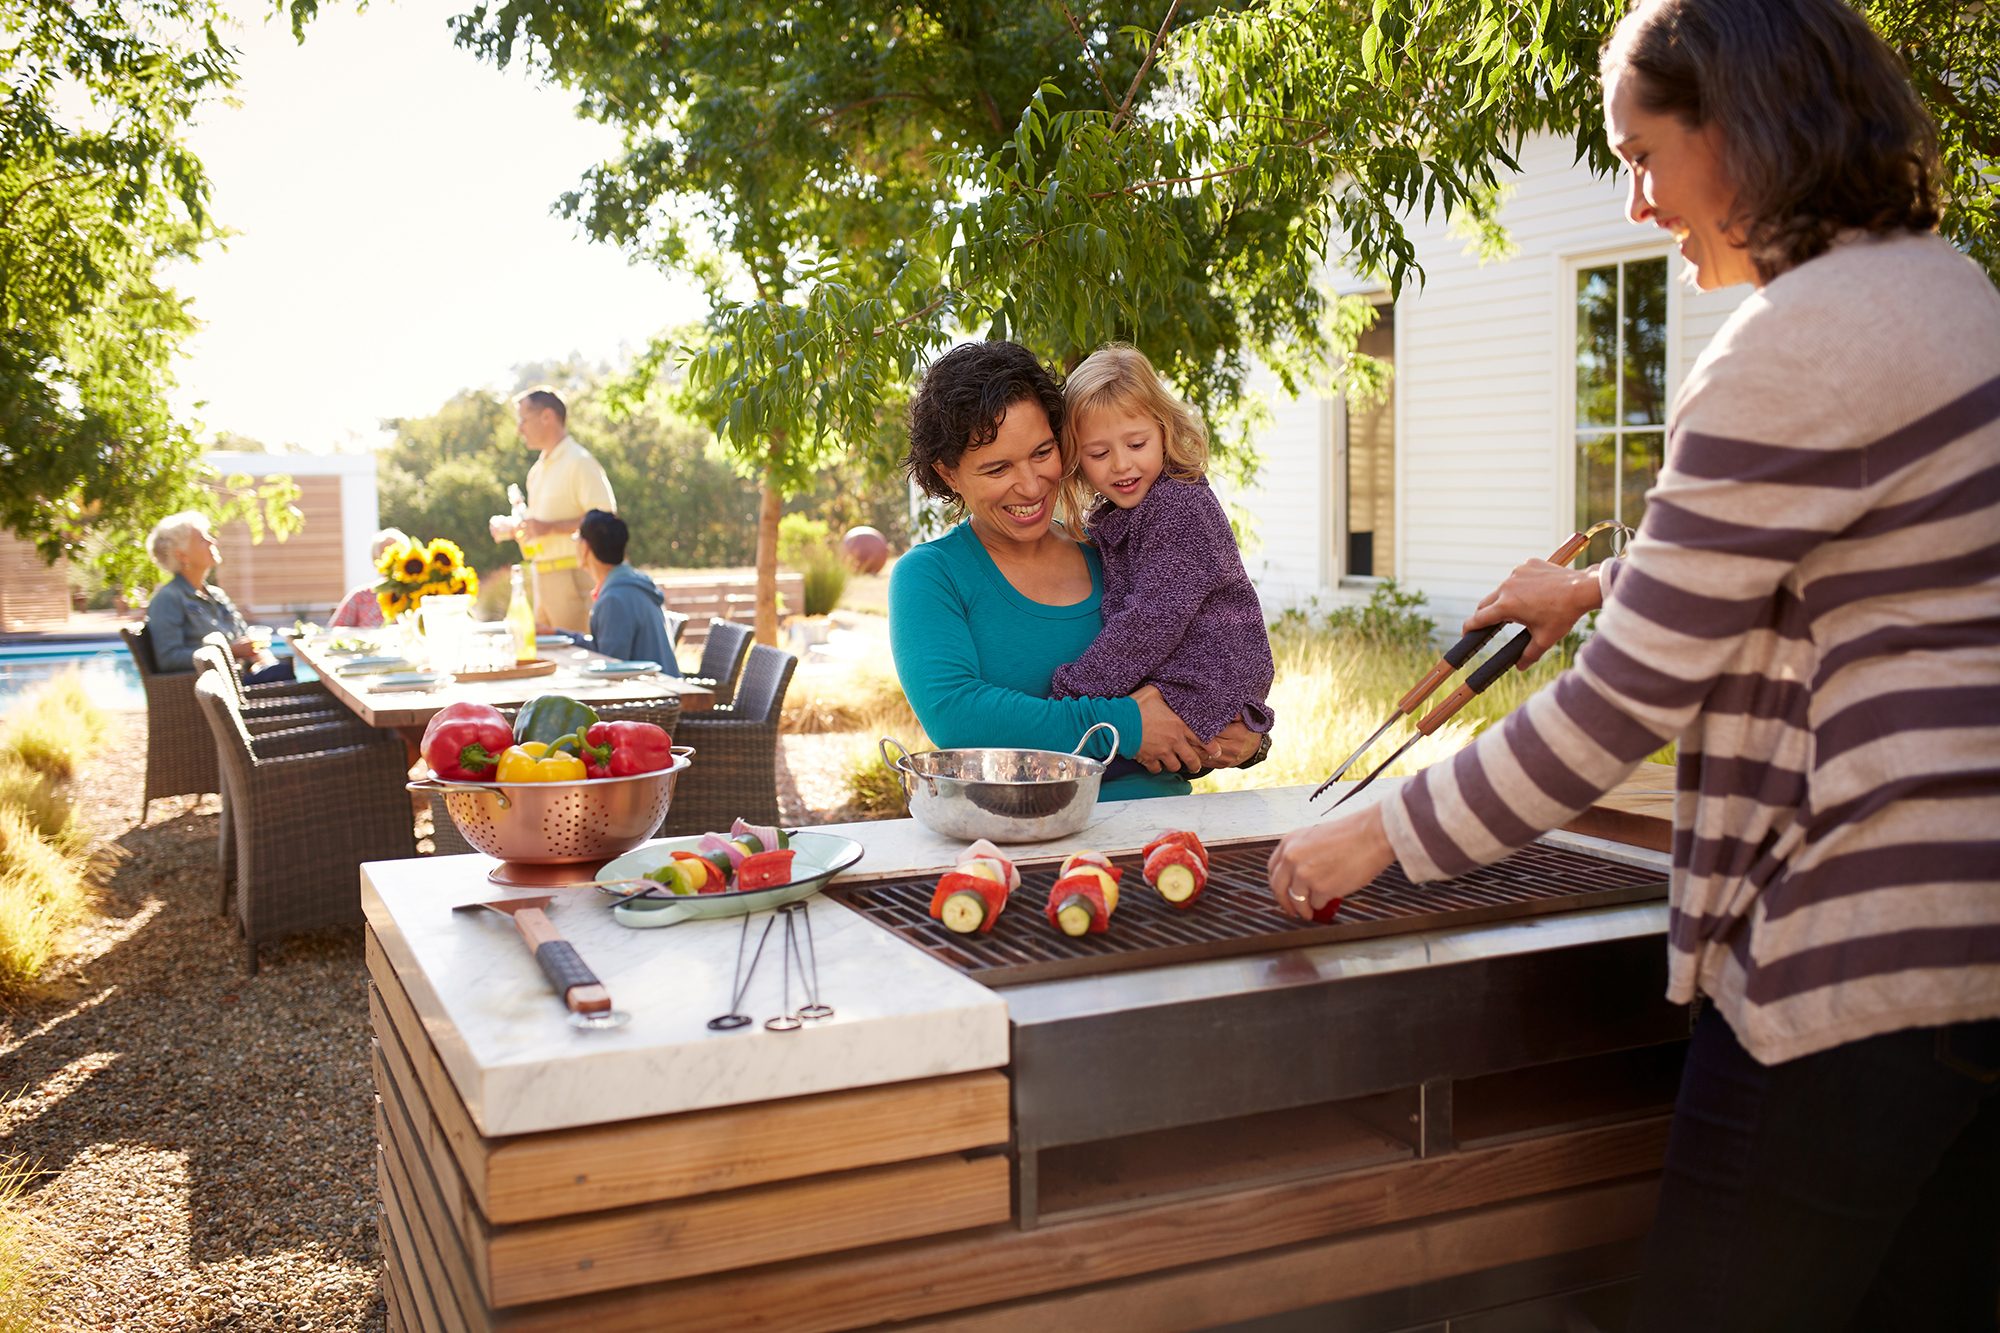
top-left (487, 387), bottom-right (616, 633)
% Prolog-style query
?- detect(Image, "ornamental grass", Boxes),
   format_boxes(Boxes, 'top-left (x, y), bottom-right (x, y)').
top-left (0, 1155), bottom-right (67, 1333)
top-left (0, 670), bottom-right (110, 992)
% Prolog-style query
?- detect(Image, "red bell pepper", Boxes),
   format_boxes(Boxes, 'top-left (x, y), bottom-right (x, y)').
top-left (1142, 830), bottom-right (1210, 872)
top-left (1044, 874), bottom-right (1110, 937)
top-left (670, 850), bottom-right (727, 894)
top-left (579, 720), bottom-right (674, 778)
top-left (1313, 897), bottom-right (1344, 925)
top-left (736, 849), bottom-right (796, 891)
top-left (929, 871), bottom-right (1007, 934)
top-left (420, 702), bottom-right (512, 781)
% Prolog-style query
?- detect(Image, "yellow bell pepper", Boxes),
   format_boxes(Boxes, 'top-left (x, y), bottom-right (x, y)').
top-left (495, 739), bottom-right (586, 783)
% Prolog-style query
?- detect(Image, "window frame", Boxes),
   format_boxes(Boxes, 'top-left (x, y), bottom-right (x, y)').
top-left (1327, 289), bottom-right (1401, 589)
top-left (1554, 246), bottom-right (1681, 550)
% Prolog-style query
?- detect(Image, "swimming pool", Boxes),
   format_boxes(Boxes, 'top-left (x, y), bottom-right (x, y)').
top-left (0, 639), bottom-right (144, 713)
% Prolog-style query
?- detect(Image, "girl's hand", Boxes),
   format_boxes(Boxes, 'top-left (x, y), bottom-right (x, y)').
top-left (1207, 720), bottom-right (1261, 767)
top-left (1132, 685), bottom-right (1207, 773)
top-left (1268, 805), bottom-right (1395, 920)
top-left (1465, 559), bottom-right (1606, 668)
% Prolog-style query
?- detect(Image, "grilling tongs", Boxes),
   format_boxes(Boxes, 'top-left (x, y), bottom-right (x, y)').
top-left (1310, 520), bottom-right (1628, 813)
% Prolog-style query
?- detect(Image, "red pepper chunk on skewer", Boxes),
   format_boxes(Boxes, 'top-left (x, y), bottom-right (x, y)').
top-left (1143, 843), bottom-right (1208, 908)
top-left (1044, 874), bottom-right (1111, 937)
top-left (1141, 830), bottom-right (1210, 873)
top-left (929, 871), bottom-right (1008, 934)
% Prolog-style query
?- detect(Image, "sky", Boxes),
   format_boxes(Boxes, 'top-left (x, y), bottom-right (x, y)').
top-left (168, 0), bottom-right (707, 453)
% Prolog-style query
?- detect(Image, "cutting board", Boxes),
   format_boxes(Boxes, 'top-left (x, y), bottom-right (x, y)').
top-left (1560, 761), bottom-right (1677, 852)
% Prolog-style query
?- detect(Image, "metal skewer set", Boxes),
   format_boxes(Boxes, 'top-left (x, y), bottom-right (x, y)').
top-left (708, 902), bottom-right (834, 1033)
top-left (1311, 520), bottom-right (1631, 813)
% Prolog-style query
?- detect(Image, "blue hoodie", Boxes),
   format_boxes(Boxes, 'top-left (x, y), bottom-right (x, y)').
top-left (588, 564), bottom-right (680, 672)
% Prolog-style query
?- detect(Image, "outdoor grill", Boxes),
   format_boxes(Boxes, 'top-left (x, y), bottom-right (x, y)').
top-left (831, 832), bottom-right (1689, 1227)
top-left (834, 837), bottom-right (1668, 986)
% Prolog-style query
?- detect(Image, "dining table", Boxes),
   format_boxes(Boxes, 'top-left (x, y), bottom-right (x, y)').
top-left (291, 628), bottom-right (715, 739)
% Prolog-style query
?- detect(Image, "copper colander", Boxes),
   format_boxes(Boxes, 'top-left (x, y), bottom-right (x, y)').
top-left (408, 750), bottom-right (692, 863)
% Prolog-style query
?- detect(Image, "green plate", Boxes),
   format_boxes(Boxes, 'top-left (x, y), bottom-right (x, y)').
top-left (601, 830), bottom-right (864, 928)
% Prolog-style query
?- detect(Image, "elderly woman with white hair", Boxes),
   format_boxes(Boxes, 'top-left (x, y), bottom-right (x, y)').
top-left (326, 527), bottom-right (410, 629)
top-left (144, 511), bottom-right (294, 682)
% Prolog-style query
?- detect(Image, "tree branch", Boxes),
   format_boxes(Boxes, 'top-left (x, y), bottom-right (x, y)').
top-left (1110, 0), bottom-right (1182, 133)
top-left (1054, 0), bottom-right (1120, 113)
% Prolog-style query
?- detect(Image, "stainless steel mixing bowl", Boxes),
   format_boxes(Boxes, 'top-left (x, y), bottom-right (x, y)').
top-left (879, 723), bottom-right (1119, 844)
top-left (408, 748), bottom-right (692, 863)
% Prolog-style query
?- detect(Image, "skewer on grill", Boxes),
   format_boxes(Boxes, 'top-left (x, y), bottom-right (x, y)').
top-left (1308, 520), bottom-right (1628, 803)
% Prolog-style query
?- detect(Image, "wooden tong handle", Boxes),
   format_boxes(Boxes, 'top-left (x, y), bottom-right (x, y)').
top-left (511, 907), bottom-right (613, 1015)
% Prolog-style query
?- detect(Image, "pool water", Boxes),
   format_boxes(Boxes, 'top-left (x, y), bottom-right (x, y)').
top-left (0, 640), bottom-right (143, 713)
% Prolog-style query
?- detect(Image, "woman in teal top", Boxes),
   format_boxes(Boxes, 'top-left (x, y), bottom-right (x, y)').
top-left (890, 341), bottom-right (1260, 800)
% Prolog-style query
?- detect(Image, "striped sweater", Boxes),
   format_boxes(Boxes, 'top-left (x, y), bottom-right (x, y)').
top-left (1381, 231), bottom-right (2000, 1065)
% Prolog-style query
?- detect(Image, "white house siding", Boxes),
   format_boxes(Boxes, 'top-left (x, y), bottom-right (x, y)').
top-left (1226, 132), bottom-right (1751, 630)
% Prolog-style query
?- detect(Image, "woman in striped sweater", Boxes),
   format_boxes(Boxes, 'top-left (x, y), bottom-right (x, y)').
top-left (1271, 1), bottom-right (2000, 1327)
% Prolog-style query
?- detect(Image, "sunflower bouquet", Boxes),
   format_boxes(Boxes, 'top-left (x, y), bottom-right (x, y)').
top-left (375, 537), bottom-right (479, 621)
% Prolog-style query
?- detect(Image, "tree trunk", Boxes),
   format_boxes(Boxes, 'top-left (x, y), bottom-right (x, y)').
top-left (755, 455), bottom-right (782, 646)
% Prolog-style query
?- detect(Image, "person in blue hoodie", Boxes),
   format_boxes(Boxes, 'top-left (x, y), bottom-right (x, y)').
top-left (575, 510), bottom-right (680, 672)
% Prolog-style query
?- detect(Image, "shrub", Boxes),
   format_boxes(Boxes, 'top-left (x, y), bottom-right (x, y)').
top-left (801, 550), bottom-right (848, 617)
top-left (777, 513), bottom-right (833, 568)
top-left (0, 760), bottom-right (84, 856)
top-left (784, 662), bottom-right (920, 736)
top-left (845, 746), bottom-right (913, 819)
top-left (0, 807), bottom-right (92, 990)
top-left (0, 672), bottom-right (114, 783)
top-left (0, 1155), bottom-right (67, 1332)
top-left (1320, 578), bottom-right (1437, 650)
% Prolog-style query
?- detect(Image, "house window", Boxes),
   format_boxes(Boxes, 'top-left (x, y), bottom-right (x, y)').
top-left (1575, 256), bottom-right (1666, 559)
top-left (1343, 303), bottom-right (1395, 579)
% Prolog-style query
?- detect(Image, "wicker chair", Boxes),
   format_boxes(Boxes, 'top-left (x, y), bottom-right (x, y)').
top-left (198, 633), bottom-right (347, 729)
top-left (194, 645), bottom-right (378, 912)
top-left (684, 618), bottom-right (754, 706)
top-left (121, 625), bottom-right (220, 819)
top-left (663, 609), bottom-right (690, 650)
top-left (663, 644), bottom-right (797, 836)
top-left (426, 697), bottom-right (684, 857)
top-left (193, 673), bottom-right (418, 972)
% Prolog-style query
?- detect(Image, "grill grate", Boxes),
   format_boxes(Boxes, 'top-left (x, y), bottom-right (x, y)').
top-left (829, 838), bottom-right (1667, 986)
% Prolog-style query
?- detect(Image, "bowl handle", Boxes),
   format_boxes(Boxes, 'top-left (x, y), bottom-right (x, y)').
top-left (878, 737), bottom-right (920, 803)
top-left (407, 776), bottom-right (511, 810)
top-left (1072, 722), bottom-right (1121, 764)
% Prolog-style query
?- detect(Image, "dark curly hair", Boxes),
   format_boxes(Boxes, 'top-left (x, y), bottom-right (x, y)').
top-left (1603, 0), bottom-right (1940, 286)
top-left (903, 341), bottom-right (1065, 508)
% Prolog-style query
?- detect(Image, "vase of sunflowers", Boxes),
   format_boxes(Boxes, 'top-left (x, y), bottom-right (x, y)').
top-left (376, 537), bottom-right (479, 623)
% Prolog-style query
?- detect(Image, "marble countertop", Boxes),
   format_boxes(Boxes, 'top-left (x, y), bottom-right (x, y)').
top-left (361, 860), bottom-right (1011, 1138)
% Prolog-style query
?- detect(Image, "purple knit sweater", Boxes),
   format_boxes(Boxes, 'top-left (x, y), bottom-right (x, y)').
top-left (1049, 478), bottom-right (1275, 743)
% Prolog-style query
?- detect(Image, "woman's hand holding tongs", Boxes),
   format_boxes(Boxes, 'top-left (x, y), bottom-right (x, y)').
top-left (1463, 558), bottom-right (1610, 669)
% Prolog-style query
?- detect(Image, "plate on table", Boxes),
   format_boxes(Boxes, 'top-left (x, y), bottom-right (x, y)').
top-left (601, 831), bottom-right (865, 928)
top-left (333, 656), bottom-right (414, 675)
top-left (582, 660), bottom-right (662, 681)
top-left (369, 671), bottom-right (444, 692)
top-left (535, 634), bottom-right (578, 651)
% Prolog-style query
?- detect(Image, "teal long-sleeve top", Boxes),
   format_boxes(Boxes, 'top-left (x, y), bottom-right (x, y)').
top-left (888, 522), bottom-right (1189, 802)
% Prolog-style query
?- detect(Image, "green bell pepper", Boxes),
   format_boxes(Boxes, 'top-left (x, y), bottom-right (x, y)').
top-left (512, 693), bottom-right (600, 748)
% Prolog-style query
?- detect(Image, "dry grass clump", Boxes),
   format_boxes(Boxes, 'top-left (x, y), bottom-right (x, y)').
top-left (0, 1155), bottom-right (69, 1333)
top-left (0, 807), bottom-right (93, 987)
top-left (0, 670), bottom-right (111, 992)
top-left (783, 659), bottom-right (921, 737)
top-left (0, 672), bottom-right (115, 782)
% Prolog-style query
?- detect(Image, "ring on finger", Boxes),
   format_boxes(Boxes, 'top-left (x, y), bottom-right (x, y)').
top-left (1287, 889), bottom-right (1308, 904)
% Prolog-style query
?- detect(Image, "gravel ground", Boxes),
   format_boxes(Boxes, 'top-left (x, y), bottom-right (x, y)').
top-left (1, 707), bottom-right (878, 1330)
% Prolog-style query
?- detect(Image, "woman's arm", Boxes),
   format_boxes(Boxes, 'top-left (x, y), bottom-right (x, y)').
top-left (890, 547), bottom-right (1143, 756)
top-left (1363, 336), bottom-right (1882, 886)
top-left (1050, 484), bottom-right (1230, 700)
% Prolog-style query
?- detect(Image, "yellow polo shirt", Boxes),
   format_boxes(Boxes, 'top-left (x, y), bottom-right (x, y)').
top-left (521, 435), bottom-right (616, 569)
